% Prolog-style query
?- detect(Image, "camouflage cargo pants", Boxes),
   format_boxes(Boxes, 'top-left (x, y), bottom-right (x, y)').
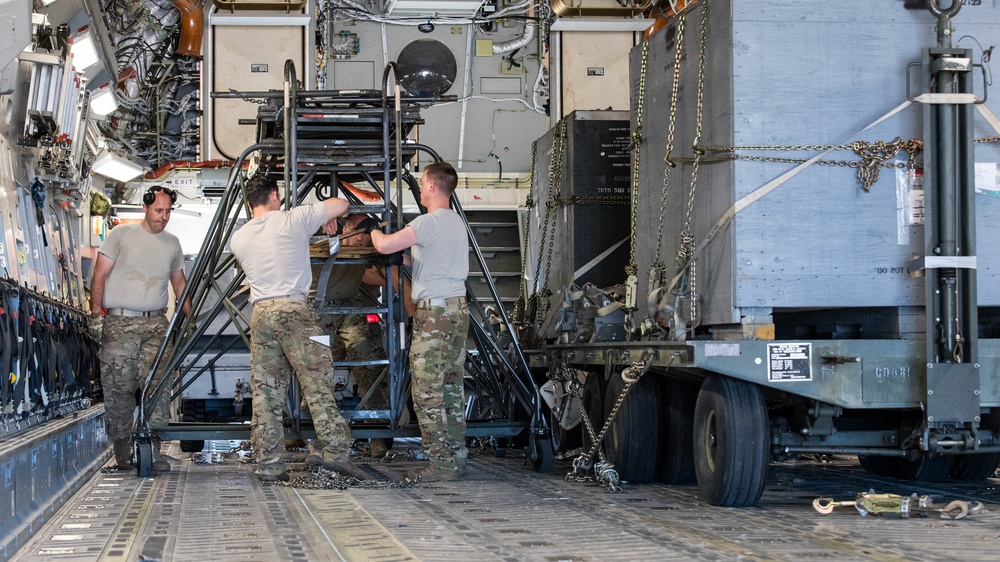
top-left (324, 299), bottom-right (391, 455)
top-left (250, 300), bottom-right (352, 476)
top-left (98, 315), bottom-right (171, 466)
top-left (409, 300), bottom-right (470, 470)
top-left (329, 311), bottom-right (388, 409)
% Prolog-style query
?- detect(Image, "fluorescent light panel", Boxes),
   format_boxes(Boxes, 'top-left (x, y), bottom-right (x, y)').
top-left (70, 29), bottom-right (100, 71)
top-left (90, 83), bottom-right (118, 116)
top-left (92, 149), bottom-right (144, 182)
top-left (550, 17), bottom-right (654, 32)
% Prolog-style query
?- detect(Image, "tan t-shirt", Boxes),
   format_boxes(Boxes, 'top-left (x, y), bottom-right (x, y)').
top-left (99, 222), bottom-right (185, 311)
top-left (231, 203), bottom-right (327, 303)
top-left (408, 208), bottom-right (469, 301)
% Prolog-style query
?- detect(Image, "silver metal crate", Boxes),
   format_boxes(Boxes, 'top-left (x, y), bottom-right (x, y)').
top-left (631, 0), bottom-right (1000, 327)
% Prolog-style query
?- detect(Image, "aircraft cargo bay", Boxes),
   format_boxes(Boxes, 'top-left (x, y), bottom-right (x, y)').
top-left (4, 0), bottom-right (1000, 560)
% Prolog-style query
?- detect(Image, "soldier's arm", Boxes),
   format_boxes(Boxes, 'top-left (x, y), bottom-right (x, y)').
top-left (371, 226), bottom-right (416, 254)
top-left (170, 269), bottom-right (191, 315)
top-left (90, 253), bottom-right (115, 314)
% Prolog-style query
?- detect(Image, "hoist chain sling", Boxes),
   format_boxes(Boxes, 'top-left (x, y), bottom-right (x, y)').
top-left (671, 3), bottom-right (710, 333)
top-left (566, 350), bottom-right (658, 493)
top-left (526, 120), bottom-right (567, 326)
top-left (693, 138), bottom-right (926, 192)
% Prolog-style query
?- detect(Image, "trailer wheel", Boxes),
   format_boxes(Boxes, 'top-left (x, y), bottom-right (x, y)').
top-left (856, 454), bottom-right (899, 477)
top-left (693, 375), bottom-right (769, 507)
top-left (580, 370), bottom-right (606, 454)
top-left (897, 455), bottom-right (954, 482)
top-left (656, 378), bottom-right (698, 485)
top-left (603, 371), bottom-right (662, 484)
top-left (136, 439), bottom-right (153, 478)
top-left (950, 452), bottom-right (1000, 481)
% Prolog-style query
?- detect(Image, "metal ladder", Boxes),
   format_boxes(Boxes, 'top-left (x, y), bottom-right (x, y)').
top-left (130, 61), bottom-right (546, 476)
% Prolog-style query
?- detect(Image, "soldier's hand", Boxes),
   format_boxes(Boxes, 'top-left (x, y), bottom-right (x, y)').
top-left (88, 312), bottom-right (103, 342)
top-left (384, 251), bottom-right (404, 266)
top-left (357, 217), bottom-right (381, 235)
top-left (373, 251), bottom-right (404, 267)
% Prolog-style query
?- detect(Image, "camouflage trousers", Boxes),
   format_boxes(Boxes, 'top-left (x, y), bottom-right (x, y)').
top-left (409, 300), bottom-right (470, 470)
top-left (98, 315), bottom-right (171, 466)
top-left (250, 300), bottom-right (352, 475)
top-left (326, 309), bottom-right (388, 410)
top-left (332, 312), bottom-right (389, 455)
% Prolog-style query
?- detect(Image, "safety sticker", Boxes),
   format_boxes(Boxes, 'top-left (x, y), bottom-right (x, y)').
top-left (767, 342), bottom-right (812, 381)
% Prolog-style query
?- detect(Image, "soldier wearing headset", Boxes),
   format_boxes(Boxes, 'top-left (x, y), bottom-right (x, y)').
top-left (90, 185), bottom-right (191, 471)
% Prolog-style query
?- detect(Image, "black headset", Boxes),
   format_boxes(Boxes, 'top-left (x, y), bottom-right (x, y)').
top-left (143, 185), bottom-right (178, 206)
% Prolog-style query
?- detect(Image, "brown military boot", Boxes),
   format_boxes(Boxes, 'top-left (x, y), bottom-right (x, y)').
top-left (405, 463), bottom-right (464, 482)
top-left (313, 448), bottom-right (370, 480)
top-left (322, 459), bottom-right (370, 480)
top-left (368, 438), bottom-right (389, 458)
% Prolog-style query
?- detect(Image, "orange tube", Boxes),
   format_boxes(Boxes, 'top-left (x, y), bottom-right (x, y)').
top-left (644, 0), bottom-right (697, 40)
top-left (144, 159), bottom-right (231, 179)
top-left (172, 0), bottom-right (204, 58)
top-left (644, 16), bottom-right (669, 40)
top-left (340, 180), bottom-right (383, 202)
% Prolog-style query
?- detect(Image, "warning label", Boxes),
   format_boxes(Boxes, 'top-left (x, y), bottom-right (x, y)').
top-left (767, 342), bottom-right (812, 381)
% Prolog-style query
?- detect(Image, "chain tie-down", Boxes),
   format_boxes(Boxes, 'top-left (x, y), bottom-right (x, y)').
top-left (813, 491), bottom-right (984, 519)
top-left (565, 351), bottom-right (657, 492)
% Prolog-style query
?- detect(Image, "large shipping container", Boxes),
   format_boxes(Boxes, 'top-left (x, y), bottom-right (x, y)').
top-left (631, 0), bottom-right (1000, 329)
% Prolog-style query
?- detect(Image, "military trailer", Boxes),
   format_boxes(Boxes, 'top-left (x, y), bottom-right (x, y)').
top-left (530, 0), bottom-right (1000, 506)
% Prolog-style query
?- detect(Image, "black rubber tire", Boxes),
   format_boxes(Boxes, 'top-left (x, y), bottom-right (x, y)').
top-left (693, 375), bottom-right (770, 507)
top-left (656, 378), bottom-right (698, 485)
top-left (857, 454), bottom-right (900, 477)
top-left (136, 439), bottom-right (153, 478)
top-left (580, 370), bottom-right (606, 457)
top-left (550, 407), bottom-right (582, 454)
top-left (530, 432), bottom-right (554, 473)
top-left (950, 452), bottom-right (1000, 481)
top-left (180, 440), bottom-right (205, 453)
top-left (602, 371), bottom-right (662, 484)
top-left (897, 455), bottom-right (955, 482)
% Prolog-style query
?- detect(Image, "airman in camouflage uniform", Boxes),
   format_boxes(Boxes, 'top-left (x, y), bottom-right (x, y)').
top-left (366, 162), bottom-right (470, 482)
top-left (90, 186), bottom-right (189, 471)
top-left (231, 175), bottom-right (368, 482)
top-left (319, 213), bottom-right (412, 458)
top-left (325, 294), bottom-right (391, 455)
